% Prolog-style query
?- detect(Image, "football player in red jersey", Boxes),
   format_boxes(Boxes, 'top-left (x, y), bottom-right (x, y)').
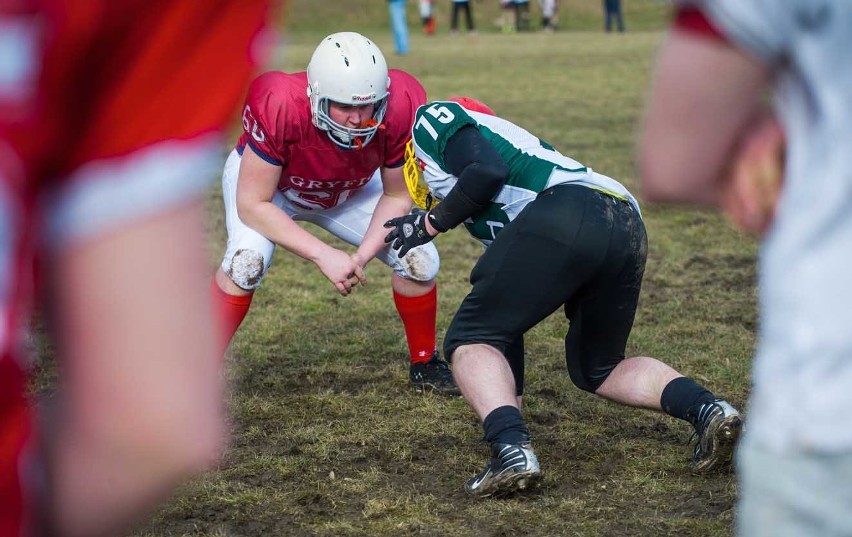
top-left (210, 32), bottom-right (459, 395)
top-left (0, 1), bottom-right (277, 536)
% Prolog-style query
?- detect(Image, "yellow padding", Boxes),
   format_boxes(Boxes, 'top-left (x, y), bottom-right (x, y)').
top-left (403, 140), bottom-right (437, 210)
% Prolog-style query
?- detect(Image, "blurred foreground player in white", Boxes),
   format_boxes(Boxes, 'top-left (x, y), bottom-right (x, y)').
top-left (0, 1), bottom-right (277, 535)
top-left (385, 97), bottom-right (742, 497)
top-left (639, 2), bottom-right (852, 535)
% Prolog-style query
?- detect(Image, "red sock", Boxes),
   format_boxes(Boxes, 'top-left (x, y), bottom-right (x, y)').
top-left (393, 284), bottom-right (437, 364)
top-left (210, 278), bottom-right (253, 356)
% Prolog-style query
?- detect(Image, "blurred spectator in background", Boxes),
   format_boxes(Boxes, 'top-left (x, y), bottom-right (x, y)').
top-left (419, 0), bottom-right (436, 34)
top-left (388, 0), bottom-right (410, 55)
top-left (539, 0), bottom-right (558, 31)
top-left (497, 0), bottom-right (514, 33)
top-left (515, 0), bottom-right (532, 31)
top-left (450, 0), bottom-right (476, 34)
top-left (603, 0), bottom-right (625, 32)
top-left (500, 0), bottom-right (531, 32)
top-left (639, 2), bottom-right (852, 536)
top-left (0, 1), bottom-right (277, 536)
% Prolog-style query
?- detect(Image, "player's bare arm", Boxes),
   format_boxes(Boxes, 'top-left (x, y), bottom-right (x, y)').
top-left (52, 200), bottom-right (226, 537)
top-left (639, 30), bottom-right (769, 206)
top-left (236, 146), bottom-right (364, 295)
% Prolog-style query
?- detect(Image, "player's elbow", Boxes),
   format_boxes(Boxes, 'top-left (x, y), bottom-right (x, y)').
top-left (168, 412), bottom-right (227, 470)
top-left (130, 408), bottom-right (227, 484)
top-left (235, 195), bottom-right (264, 231)
top-left (637, 138), bottom-right (700, 204)
top-left (78, 379), bottom-right (229, 483)
top-left (639, 149), bottom-right (723, 206)
top-left (637, 149), bottom-right (678, 203)
top-left (460, 160), bottom-right (507, 203)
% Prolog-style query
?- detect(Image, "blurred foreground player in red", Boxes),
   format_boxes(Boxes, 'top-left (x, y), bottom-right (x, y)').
top-left (0, 1), bottom-right (278, 536)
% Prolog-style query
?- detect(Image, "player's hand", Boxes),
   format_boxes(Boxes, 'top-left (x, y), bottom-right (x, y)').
top-left (349, 253), bottom-right (368, 286)
top-left (383, 211), bottom-right (436, 257)
top-left (315, 247), bottom-right (366, 296)
top-left (721, 115), bottom-right (785, 236)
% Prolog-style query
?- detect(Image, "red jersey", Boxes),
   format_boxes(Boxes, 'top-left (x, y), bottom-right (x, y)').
top-left (236, 69), bottom-right (426, 210)
top-left (672, 6), bottom-right (726, 42)
top-left (0, 2), bottom-right (275, 535)
top-left (2, 0), bottom-right (274, 183)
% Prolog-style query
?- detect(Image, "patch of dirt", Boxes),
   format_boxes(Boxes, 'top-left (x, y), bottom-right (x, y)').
top-left (137, 349), bottom-right (738, 537)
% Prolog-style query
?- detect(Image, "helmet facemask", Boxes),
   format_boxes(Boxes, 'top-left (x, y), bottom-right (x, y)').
top-left (311, 94), bottom-right (389, 149)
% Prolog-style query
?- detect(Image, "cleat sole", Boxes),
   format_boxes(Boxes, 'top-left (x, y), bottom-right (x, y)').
top-left (691, 415), bottom-right (743, 475)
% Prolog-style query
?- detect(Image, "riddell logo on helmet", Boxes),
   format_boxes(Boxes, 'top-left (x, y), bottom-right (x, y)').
top-left (352, 93), bottom-right (376, 102)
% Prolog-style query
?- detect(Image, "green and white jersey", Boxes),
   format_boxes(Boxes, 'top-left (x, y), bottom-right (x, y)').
top-left (411, 100), bottom-right (639, 245)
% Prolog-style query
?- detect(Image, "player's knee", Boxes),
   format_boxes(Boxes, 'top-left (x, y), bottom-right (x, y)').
top-left (226, 248), bottom-right (266, 290)
top-left (567, 359), bottom-right (617, 393)
top-left (442, 324), bottom-right (468, 363)
top-left (443, 341), bottom-right (464, 363)
top-left (397, 243), bottom-right (440, 282)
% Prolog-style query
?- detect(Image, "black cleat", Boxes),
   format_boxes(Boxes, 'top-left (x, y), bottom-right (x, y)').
top-left (690, 399), bottom-right (742, 474)
top-left (465, 442), bottom-right (542, 497)
top-left (409, 352), bottom-right (460, 396)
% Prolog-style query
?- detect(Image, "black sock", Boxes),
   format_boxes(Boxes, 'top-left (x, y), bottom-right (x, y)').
top-left (482, 405), bottom-right (530, 445)
top-left (660, 377), bottom-right (716, 425)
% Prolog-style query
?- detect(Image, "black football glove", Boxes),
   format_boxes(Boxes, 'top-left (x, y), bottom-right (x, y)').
top-left (384, 211), bottom-right (436, 257)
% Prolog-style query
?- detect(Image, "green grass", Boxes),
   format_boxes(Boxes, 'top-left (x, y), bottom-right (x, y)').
top-left (65, 4), bottom-right (763, 536)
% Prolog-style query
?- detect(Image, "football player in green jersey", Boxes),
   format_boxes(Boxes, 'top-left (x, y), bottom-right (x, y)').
top-left (385, 96), bottom-right (742, 497)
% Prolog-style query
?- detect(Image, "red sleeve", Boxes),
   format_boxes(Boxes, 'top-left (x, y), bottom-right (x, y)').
top-left (383, 70), bottom-right (427, 167)
top-left (673, 6), bottom-right (728, 43)
top-left (240, 71), bottom-right (291, 166)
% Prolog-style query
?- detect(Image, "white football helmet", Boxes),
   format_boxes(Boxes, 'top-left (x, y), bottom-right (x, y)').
top-left (306, 32), bottom-right (390, 149)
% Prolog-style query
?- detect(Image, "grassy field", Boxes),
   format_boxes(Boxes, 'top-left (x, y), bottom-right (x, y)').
top-left (121, 3), bottom-right (758, 536)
